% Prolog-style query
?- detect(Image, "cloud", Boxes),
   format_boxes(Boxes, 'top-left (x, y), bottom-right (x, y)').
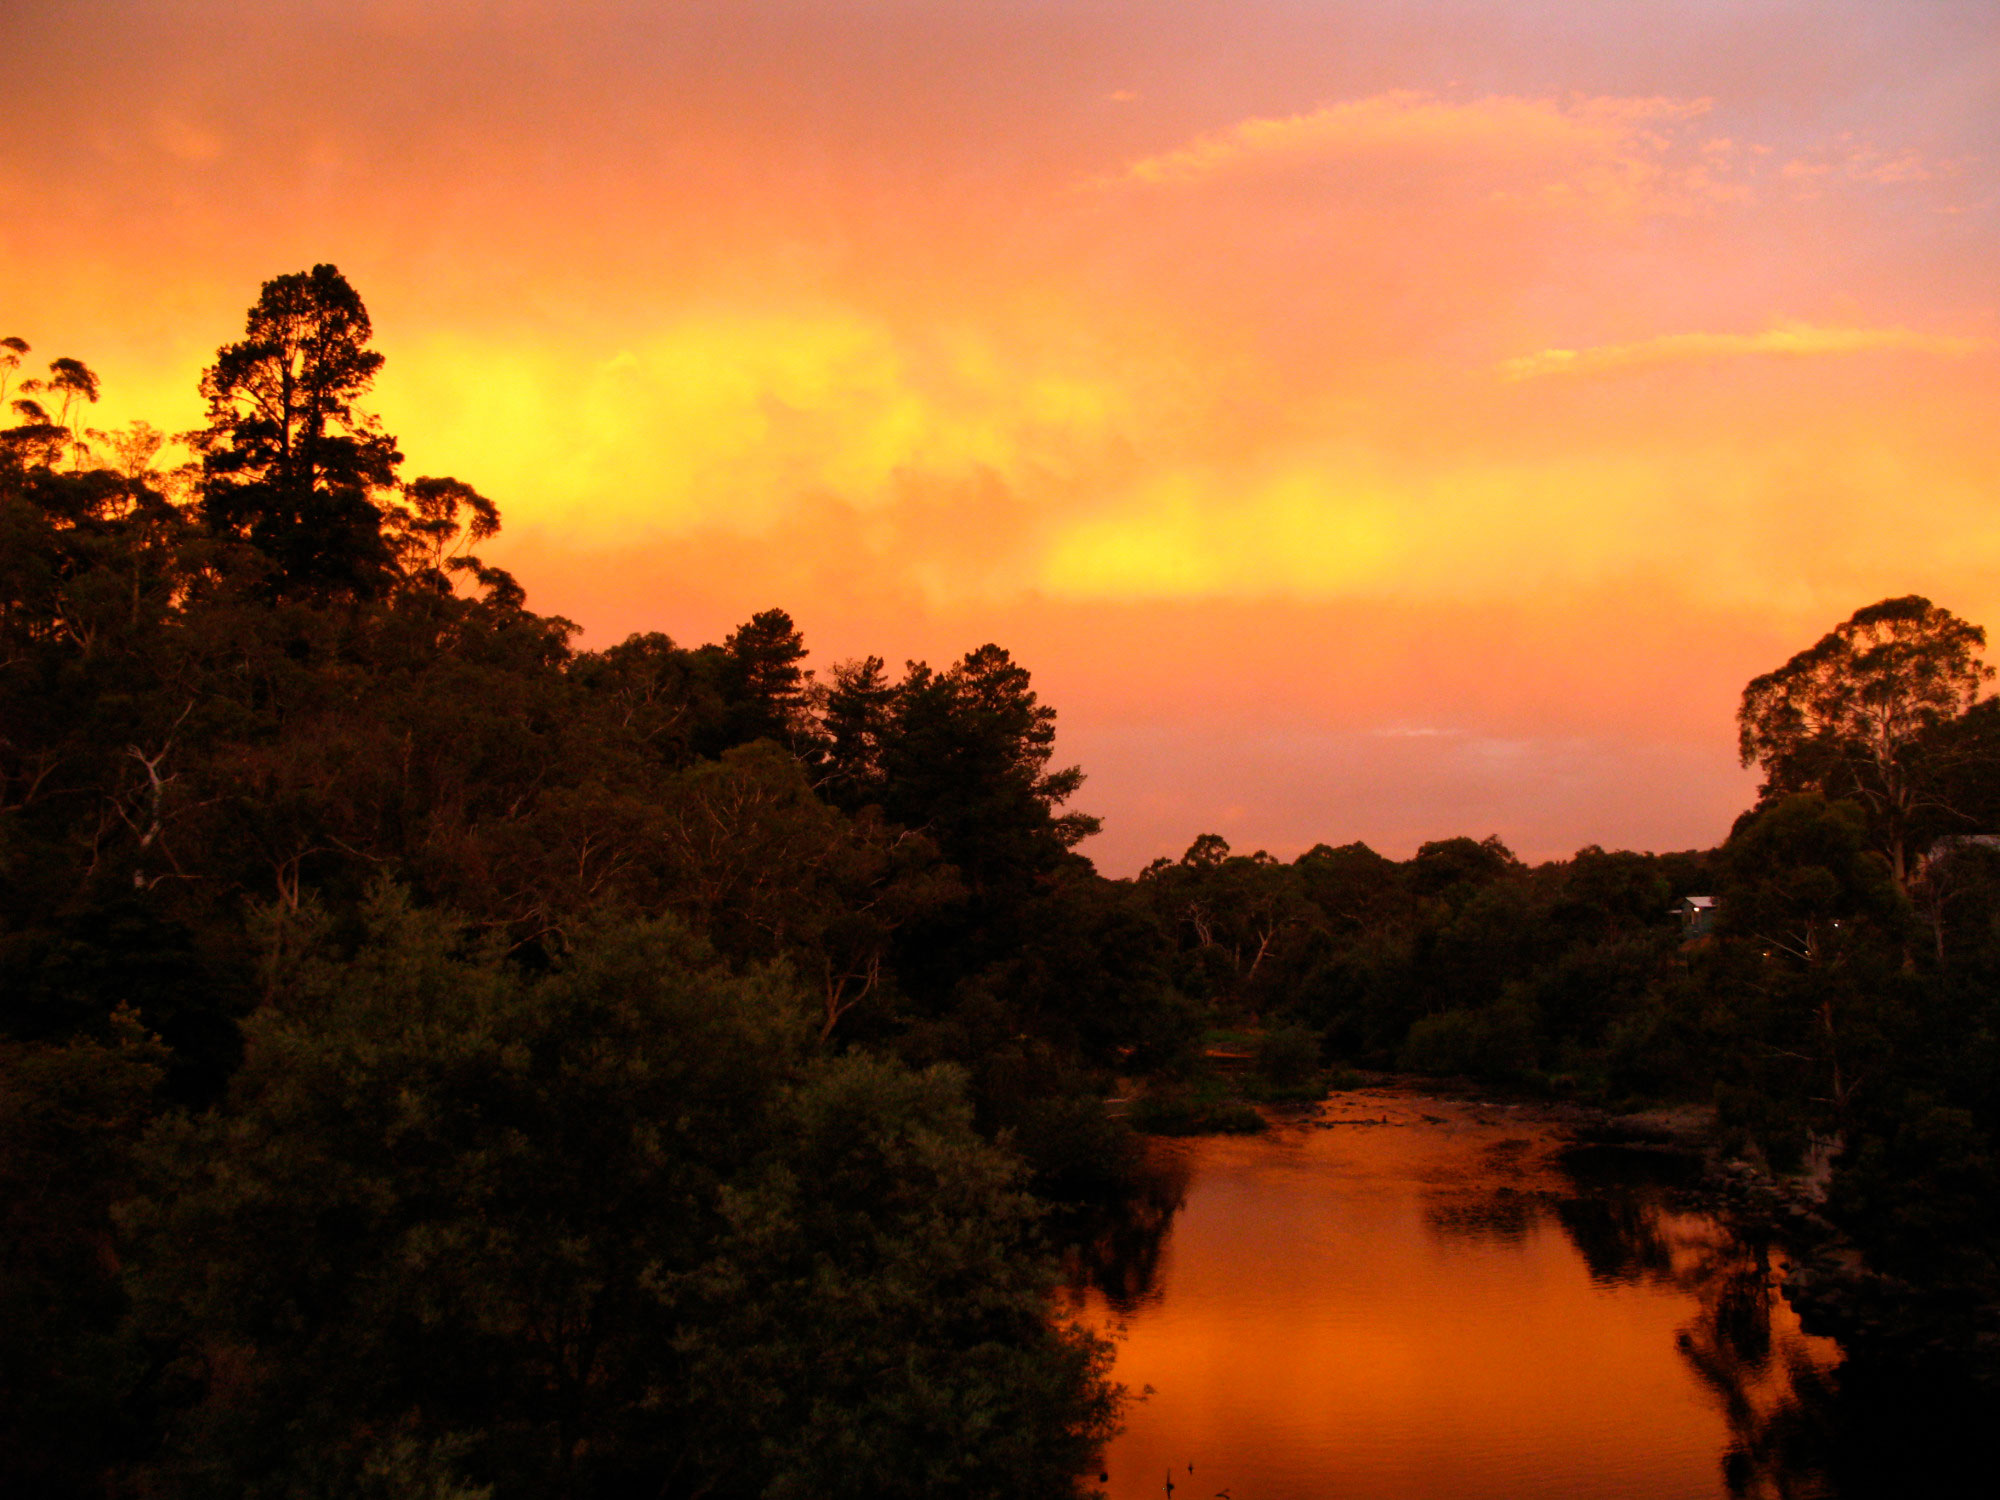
top-left (1039, 467), bottom-right (1402, 599)
top-left (1107, 91), bottom-right (1721, 211)
top-left (1784, 141), bottom-right (1946, 188)
top-left (1851, 150), bottom-right (1932, 185)
top-left (1028, 389), bottom-right (2000, 624)
top-left (1034, 447), bottom-right (1711, 606)
top-left (151, 115), bottom-right (224, 163)
top-left (372, 308), bottom-right (1147, 569)
top-left (1498, 322), bottom-right (1989, 381)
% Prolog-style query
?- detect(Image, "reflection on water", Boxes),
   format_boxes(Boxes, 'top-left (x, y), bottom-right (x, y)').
top-left (1064, 1148), bottom-right (1193, 1313)
top-left (1064, 1089), bottom-right (1851, 1500)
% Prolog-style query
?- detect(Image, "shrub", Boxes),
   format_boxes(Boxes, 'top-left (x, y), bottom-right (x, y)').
top-left (1129, 1080), bottom-right (1265, 1136)
top-left (1254, 1024), bottom-right (1321, 1087)
top-left (1398, 997), bottom-right (1539, 1081)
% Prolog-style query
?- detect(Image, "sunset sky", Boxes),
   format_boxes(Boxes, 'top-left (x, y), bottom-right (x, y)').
top-left (6, 0), bottom-right (1998, 872)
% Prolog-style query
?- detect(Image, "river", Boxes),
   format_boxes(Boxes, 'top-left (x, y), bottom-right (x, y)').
top-left (1063, 1086), bottom-right (1848, 1500)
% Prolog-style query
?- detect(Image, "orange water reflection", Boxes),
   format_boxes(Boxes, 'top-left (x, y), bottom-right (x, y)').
top-left (1064, 1091), bottom-right (1841, 1500)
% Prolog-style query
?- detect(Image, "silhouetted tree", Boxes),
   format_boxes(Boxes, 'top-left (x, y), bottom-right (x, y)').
top-left (1713, 793), bottom-right (1908, 1134)
top-left (192, 264), bottom-right (403, 597)
top-left (711, 607), bottom-right (817, 753)
top-left (880, 644), bottom-right (1097, 900)
top-left (1740, 596), bottom-right (1993, 887)
top-left (821, 654), bottom-right (896, 811)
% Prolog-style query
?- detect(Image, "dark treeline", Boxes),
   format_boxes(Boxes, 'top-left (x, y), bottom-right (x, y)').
top-left (1124, 596), bottom-right (2000, 1305)
top-left (1119, 599), bottom-right (2000, 1362)
top-left (1, 268), bottom-right (1124, 1499)
top-left (3, 268), bottom-right (1997, 1496)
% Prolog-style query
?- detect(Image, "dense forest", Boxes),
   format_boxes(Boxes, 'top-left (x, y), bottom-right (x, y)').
top-left (4, 268), bottom-right (1996, 1497)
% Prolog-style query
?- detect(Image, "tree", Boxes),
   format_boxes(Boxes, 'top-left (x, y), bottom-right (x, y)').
top-left (1409, 834), bottom-right (1521, 903)
top-left (879, 644), bottom-right (1098, 898)
top-left (1739, 596), bottom-right (1993, 888)
top-left (1138, 836), bottom-right (1310, 1015)
top-left (3, 347), bottom-right (100, 468)
top-left (125, 892), bottom-right (1115, 1499)
top-left (821, 655), bottom-right (896, 811)
top-left (873, 646), bottom-right (1100, 1001)
top-left (0, 1016), bottom-right (167, 1496)
top-left (381, 475), bottom-right (505, 597)
top-left (690, 1053), bottom-right (1120, 1500)
top-left (0, 337), bottom-right (26, 408)
top-left (712, 607), bottom-right (817, 754)
top-left (652, 742), bottom-right (955, 1041)
top-left (1713, 793), bottom-right (1908, 1126)
top-left (191, 264), bottom-right (403, 597)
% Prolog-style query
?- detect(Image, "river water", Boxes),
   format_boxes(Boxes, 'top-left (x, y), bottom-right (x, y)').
top-left (1064, 1087), bottom-right (1845, 1500)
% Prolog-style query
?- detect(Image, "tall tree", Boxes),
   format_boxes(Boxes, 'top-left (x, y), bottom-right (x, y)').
top-left (880, 644), bottom-right (1097, 900)
top-left (3, 348), bottom-right (99, 468)
top-left (821, 654), bottom-right (896, 811)
top-left (1714, 792), bottom-right (1908, 1126)
top-left (1739, 596), bottom-right (1993, 887)
top-left (191, 264), bottom-right (403, 597)
top-left (705, 607), bottom-right (817, 755)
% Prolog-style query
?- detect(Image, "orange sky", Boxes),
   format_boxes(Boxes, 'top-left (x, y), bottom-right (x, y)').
top-left (7, 0), bottom-right (1999, 872)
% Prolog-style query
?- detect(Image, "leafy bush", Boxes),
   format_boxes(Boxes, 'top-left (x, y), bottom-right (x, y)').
top-left (123, 890), bottom-right (1119, 1499)
top-left (1011, 1091), bottom-right (1144, 1203)
top-left (1129, 1080), bottom-right (1265, 1136)
top-left (1398, 997), bottom-right (1539, 1081)
top-left (1253, 1024), bottom-right (1321, 1087)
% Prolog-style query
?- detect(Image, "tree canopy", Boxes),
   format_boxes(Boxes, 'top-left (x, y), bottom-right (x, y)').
top-left (1739, 595), bottom-right (1993, 885)
top-left (191, 264), bottom-right (405, 596)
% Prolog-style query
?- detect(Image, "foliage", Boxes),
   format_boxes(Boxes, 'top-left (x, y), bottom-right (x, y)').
top-left (1831, 1102), bottom-right (2000, 1287)
top-left (2, 278), bottom-right (1136, 1496)
top-left (1129, 1078), bottom-right (1266, 1136)
top-left (123, 892), bottom-right (1115, 1499)
top-left (0, 1014), bottom-right (166, 1497)
top-left (1739, 595), bottom-right (1993, 885)
top-left (1709, 794), bottom-right (1909, 1127)
top-left (191, 264), bottom-right (404, 597)
top-left (1397, 998), bottom-right (1540, 1083)
top-left (1252, 1023), bottom-right (1321, 1088)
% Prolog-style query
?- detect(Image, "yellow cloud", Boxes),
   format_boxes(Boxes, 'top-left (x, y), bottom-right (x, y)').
top-left (1498, 322), bottom-right (1989, 381)
top-left (1041, 468), bottom-right (1401, 598)
top-left (1034, 420), bottom-right (2000, 616)
top-left (1112, 91), bottom-right (1713, 194)
top-left (377, 311), bottom-right (1134, 539)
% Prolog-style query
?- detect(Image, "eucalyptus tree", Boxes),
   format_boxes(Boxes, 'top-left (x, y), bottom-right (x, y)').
top-left (2, 345), bottom-right (100, 467)
top-left (1740, 596), bottom-right (1993, 888)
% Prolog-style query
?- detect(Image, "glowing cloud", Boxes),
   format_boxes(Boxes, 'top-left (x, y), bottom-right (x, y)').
top-left (1041, 469), bottom-right (1401, 599)
top-left (1499, 323), bottom-right (1990, 381)
top-left (379, 312), bottom-right (1136, 541)
top-left (1110, 91), bottom-right (1721, 212)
